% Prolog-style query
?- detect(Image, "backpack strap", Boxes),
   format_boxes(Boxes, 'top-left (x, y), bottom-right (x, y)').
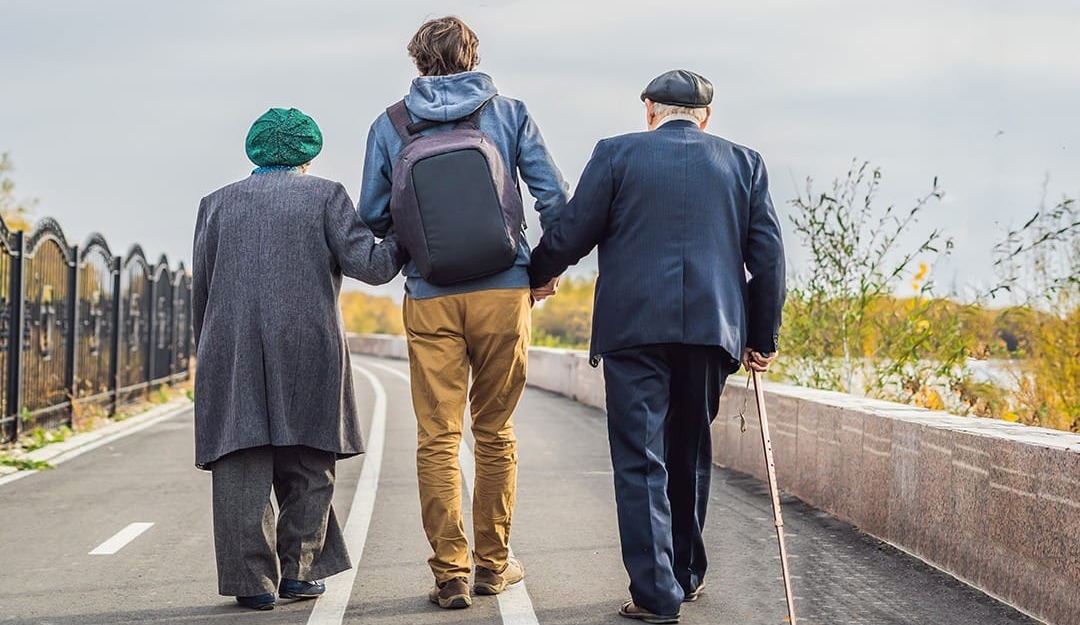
top-left (386, 100), bottom-right (417, 144)
top-left (407, 118), bottom-right (447, 135)
top-left (387, 98), bottom-right (496, 141)
top-left (458, 98), bottom-right (493, 130)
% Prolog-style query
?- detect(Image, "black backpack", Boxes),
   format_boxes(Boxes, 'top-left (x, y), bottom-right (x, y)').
top-left (386, 98), bottom-right (524, 285)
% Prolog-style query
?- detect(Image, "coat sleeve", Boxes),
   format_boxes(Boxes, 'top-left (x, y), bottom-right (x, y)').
top-left (326, 182), bottom-right (405, 285)
top-left (528, 140), bottom-right (613, 287)
top-left (743, 153), bottom-right (787, 353)
top-left (192, 196), bottom-right (210, 349)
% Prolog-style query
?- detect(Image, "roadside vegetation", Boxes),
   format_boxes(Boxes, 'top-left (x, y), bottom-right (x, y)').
top-left (776, 161), bottom-right (1080, 432)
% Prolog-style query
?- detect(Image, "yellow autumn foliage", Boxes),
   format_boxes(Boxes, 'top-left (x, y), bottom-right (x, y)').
top-left (530, 275), bottom-right (595, 349)
top-left (1, 152), bottom-right (37, 231)
top-left (339, 291), bottom-right (405, 336)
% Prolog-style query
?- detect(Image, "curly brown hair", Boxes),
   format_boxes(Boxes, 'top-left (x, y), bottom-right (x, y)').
top-left (407, 16), bottom-right (480, 76)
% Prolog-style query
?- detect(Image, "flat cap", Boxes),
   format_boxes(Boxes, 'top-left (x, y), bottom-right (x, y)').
top-left (245, 108), bottom-right (323, 167)
top-left (640, 69), bottom-right (713, 108)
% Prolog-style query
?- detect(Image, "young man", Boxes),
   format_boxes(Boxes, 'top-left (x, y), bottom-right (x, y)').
top-left (357, 16), bottom-right (568, 609)
top-left (528, 70), bottom-right (786, 623)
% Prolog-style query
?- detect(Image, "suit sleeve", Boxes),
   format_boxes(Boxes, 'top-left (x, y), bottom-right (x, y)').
top-left (743, 154), bottom-right (787, 353)
top-left (326, 183), bottom-right (405, 285)
top-left (191, 197), bottom-right (210, 349)
top-left (528, 140), bottom-right (613, 287)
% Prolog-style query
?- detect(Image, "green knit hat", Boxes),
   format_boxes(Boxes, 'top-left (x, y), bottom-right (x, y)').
top-left (245, 108), bottom-right (323, 167)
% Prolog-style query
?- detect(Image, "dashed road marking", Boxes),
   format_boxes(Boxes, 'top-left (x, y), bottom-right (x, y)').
top-left (89, 522), bottom-right (154, 555)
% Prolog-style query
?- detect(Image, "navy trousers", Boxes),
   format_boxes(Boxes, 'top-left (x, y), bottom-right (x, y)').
top-left (602, 344), bottom-right (729, 615)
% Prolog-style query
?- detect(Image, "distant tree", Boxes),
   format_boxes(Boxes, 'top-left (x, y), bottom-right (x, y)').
top-left (530, 275), bottom-right (594, 349)
top-left (339, 292), bottom-right (405, 335)
top-left (0, 152), bottom-right (37, 231)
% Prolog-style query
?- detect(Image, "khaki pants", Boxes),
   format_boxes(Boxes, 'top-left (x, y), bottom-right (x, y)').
top-left (403, 288), bottom-right (530, 582)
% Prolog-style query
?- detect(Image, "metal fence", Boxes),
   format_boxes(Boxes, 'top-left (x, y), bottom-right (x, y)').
top-left (0, 216), bottom-right (191, 444)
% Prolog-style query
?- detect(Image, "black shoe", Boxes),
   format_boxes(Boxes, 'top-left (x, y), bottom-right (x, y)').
top-left (236, 593), bottom-right (275, 610)
top-left (279, 578), bottom-right (326, 599)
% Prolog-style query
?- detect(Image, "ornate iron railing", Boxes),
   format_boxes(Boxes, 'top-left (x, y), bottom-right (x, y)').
top-left (0, 216), bottom-right (191, 443)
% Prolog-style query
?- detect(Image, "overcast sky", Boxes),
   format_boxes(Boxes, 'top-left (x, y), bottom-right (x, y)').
top-left (3, 0), bottom-right (1078, 299)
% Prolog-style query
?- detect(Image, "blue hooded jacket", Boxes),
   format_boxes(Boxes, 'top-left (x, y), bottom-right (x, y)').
top-left (358, 71), bottom-right (569, 299)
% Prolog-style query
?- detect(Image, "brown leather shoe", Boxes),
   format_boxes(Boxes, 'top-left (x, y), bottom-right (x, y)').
top-left (428, 577), bottom-right (471, 609)
top-left (474, 556), bottom-right (525, 595)
top-left (618, 600), bottom-right (680, 624)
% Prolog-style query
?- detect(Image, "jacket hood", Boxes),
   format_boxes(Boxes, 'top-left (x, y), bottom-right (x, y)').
top-left (405, 71), bottom-right (498, 122)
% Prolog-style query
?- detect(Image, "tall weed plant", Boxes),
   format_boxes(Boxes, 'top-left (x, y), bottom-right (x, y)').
top-left (778, 160), bottom-right (974, 412)
top-left (993, 194), bottom-right (1080, 431)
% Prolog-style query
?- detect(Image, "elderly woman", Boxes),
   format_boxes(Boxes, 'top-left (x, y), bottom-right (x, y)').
top-left (192, 108), bottom-right (404, 610)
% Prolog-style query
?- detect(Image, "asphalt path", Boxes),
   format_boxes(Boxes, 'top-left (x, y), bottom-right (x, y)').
top-left (0, 355), bottom-right (1041, 625)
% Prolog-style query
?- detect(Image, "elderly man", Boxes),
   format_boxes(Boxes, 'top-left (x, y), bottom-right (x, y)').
top-left (193, 108), bottom-right (404, 610)
top-left (528, 70), bottom-right (786, 623)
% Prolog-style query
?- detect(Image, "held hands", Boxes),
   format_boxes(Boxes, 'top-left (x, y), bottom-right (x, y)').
top-left (742, 348), bottom-right (776, 372)
top-left (531, 276), bottom-right (560, 303)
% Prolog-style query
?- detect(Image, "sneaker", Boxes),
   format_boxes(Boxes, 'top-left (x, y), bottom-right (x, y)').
top-left (618, 600), bottom-right (680, 624)
top-left (279, 578), bottom-right (326, 600)
top-left (474, 557), bottom-right (525, 595)
top-left (428, 577), bottom-right (471, 609)
top-left (235, 593), bottom-right (275, 610)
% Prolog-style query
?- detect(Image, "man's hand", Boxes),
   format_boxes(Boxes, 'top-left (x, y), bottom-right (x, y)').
top-left (742, 348), bottom-right (776, 372)
top-left (531, 276), bottom-right (560, 303)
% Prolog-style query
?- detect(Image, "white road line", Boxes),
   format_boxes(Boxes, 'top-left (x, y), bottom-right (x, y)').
top-left (0, 403), bottom-right (190, 487)
top-left (361, 360), bottom-right (410, 384)
top-left (306, 365), bottom-right (388, 625)
top-left (89, 522), bottom-right (154, 555)
top-left (0, 469), bottom-right (36, 487)
top-left (364, 359), bottom-right (540, 625)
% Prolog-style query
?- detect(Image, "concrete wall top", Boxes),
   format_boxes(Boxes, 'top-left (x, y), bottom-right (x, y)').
top-left (726, 374), bottom-right (1080, 452)
top-left (349, 334), bottom-right (1080, 452)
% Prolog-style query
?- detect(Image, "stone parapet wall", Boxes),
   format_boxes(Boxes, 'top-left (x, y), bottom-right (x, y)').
top-left (347, 335), bottom-right (1079, 625)
top-left (525, 347), bottom-right (607, 410)
top-left (347, 333), bottom-right (409, 361)
top-left (712, 379), bottom-right (1079, 625)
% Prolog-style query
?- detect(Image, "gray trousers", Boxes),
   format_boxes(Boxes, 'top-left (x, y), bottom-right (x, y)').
top-left (210, 445), bottom-right (351, 596)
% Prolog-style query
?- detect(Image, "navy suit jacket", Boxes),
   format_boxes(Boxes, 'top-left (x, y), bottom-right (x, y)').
top-left (529, 120), bottom-right (786, 369)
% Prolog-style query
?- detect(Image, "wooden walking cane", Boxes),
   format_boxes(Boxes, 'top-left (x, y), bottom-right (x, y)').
top-left (752, 369), bottom-right (797, 624)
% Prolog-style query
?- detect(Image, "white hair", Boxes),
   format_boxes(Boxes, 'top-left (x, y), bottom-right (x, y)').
top-left (651, 102), bottom-right (708, 123)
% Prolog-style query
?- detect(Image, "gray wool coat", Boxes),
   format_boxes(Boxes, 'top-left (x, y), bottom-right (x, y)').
top-left (192, 170), bottom-right (404, 469)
